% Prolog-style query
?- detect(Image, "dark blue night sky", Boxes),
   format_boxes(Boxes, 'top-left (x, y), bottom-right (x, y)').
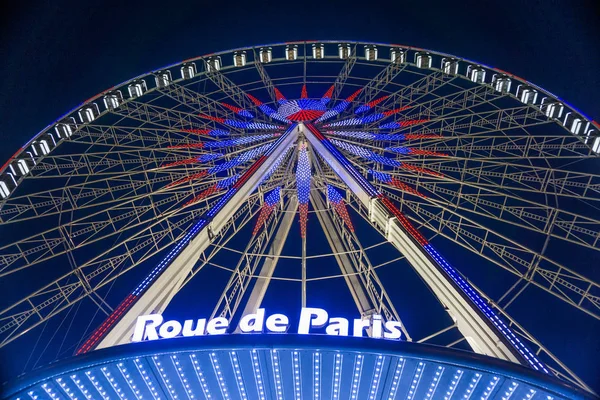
top-left (1, 0), bottom-right (599, 394)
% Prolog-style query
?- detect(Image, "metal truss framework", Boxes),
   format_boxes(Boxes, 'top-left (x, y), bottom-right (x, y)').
top-left (0, 41), bottom-right (598, 396)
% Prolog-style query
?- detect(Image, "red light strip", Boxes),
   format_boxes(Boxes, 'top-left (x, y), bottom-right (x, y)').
top-left (221, 102), bottom-right (244, 113)
top-left (274, 87), bottom-right (286, 102)
top-left (390, 178), bottom-right (427, 198)
top-left (76, 294), bottom-right (137, 354)
top-left (332, 202), bottom-right (354, 232)
top-left (401, 164), bottom-right (444, 178)
top-left (301, 84), bottom-right (308, 99)
top-left (299, 203), bottom-right (309, 238)
top-left (233, 155), bottom-right (267, 189)
top-left (408, 148), bottom-right (448, 157)
top-left (383, 105), bottom-right (411, 117)
top-left (166, 171), bottom-right (208, 188)
top-left (181, 129), bottom-right (211, 135)
top-left (322, 85), bottom-right (334, 100)
top-left (162, 157), bottom-right (199, 167)
top-left (167, 143), bottom-right (205, 149)
top-left (346, 88), bottom-right (362, 102)
top-left (183, 184), bottom-right (221, 207)
top-left (378, 195), bottom-right (429, 246)
top-left (246, 93), bottom-right (263, 106)
top-left (404, 134), bottom-right (442, 140)
top-left (198, 114), bottom-right (225, 123)
top-left (252, 204), bottom-right (276, 235)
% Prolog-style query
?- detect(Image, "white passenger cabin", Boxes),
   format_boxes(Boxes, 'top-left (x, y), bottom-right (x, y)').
top-left (180, 63), bottom-right (197, 80)
top-left (128, 79), bottom-right (148, 98)
top-left (415, 52), bottom-right (432, 68)
top-left (338, 44), bottom-right (351, 60)
top-left (466, 65), bottom-right (486, 84)
top-left (259, 48), bottom-right (272, 63)
top-left (364, 45), bottom-right (378, 61)
top-left (390, 48), bottom-right (406, 64)
top-left (103, 90), bottom-right (123, 110)
top-left (286, 45), bottom-right (298, 61)
top-left (233, 51), bottom-right (247, 67)
top-left (155, 70), bottom-right (172, 88)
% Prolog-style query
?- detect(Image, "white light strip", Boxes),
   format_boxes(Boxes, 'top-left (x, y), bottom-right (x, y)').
top-left (56, 377), bottom-right (79, 400)
top-left (171, 354), bottom-right (195, 399)
top-left (480, 376), bottom-right (500, 400)
top-left (40, 383), bottom-right (59, 399)
top-left (190, 353), bottom-right (213, 399)
top-left (314, 352), bottom-right (322, 400)
top-left (101, 366), bottom-right (128, 400)
top-left (271, 350), bottom-right (284, 400)
top-left (386, 357), bottom-right (405, 400)
top-left (210, 352), bottom-right (231, 399)
top-left (152, 355), bottom-right (178, 399)
top-left (133, 358), bottom-right (160, 400)
top-left (85, 370), bottom-right (109, 399)
top-left (407, 361), bottom-right (425, 400)
top-left (70, 374), bottom-right (93, 400)
top-left (117, 362), bottom-right (142, 400)
top-left (251, 349), bottom-right (267, 400)
top-left (462, 372), bottom-right (482, 400)
top-left (350, 354), bottom-right (364, 400)
top-left (332, 353), bottom-right (343, 400)
top-left (502, 382), bottom-right (519, 400)
top-left (425, 366), bottom-right (444, 399)
top-left (292, 350), bottom-right (302, 400)
top-left (230, 351), bottom-right (249, 400)
top-left (522, 388), bottom-right (536, 399)
top-left (368, 355), bottom-right (384, 400)
top-left (443, 368), bottom-right (463, 400)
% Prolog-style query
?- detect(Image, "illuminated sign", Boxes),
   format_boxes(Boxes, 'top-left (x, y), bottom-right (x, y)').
top-left (132, 307), bottom-right (403, 342)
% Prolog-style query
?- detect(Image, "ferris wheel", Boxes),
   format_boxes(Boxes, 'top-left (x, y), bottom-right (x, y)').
top-left (0, 41), bottom-right (599, 399)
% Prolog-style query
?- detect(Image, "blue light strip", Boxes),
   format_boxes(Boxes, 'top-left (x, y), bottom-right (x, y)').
top-left (296, 145), bottom-right (311, 204)
top-left (331, 139), bottom-right (401, 167)
top-left (208, 143), bottom-right (272, 174)
top-left (424, 244), bottom-right (549, 373)
top-left (307, 123), bottom-right (548, 374)
top-left (327, 131), bottom-right (410, 141)
top-left (204, 134), bottom-right (274, 149)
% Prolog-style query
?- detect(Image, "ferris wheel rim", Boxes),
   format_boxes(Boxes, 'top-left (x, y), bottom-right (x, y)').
top-left (1, 39), bottom-right (598, 193)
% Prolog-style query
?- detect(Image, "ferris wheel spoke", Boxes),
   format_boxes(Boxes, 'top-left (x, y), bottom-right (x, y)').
top-left (364, 84), bottom-right (506, 130)
top-left (329, 60), bottom-right (408, 122)
top-left (158, 80), bottom-right (279, 127)
top-left (413, 133), bottom-right (593, 159)
top-left (384, 190), bottom-right (600, 320)
top-left (328, 44), bottom-right (359, 104)
top-left (377, 175), bottom-right (600, 251)
top-left (310, 184), bottom-right (411, 338)
top-left (252, 49), bottom-right (281, 105)
top-left (0, 194), bottom-right (229, 348)
top-left (0, 176), bottom-right (239, 275)
top-left (205, 67), bottom-right (274, 118)
top-left (211, 194), bottom-right (290, 321)
top-left (0, 170), bottom-right (225, 224)
top-left (404, 157), bottom-right (600, 199)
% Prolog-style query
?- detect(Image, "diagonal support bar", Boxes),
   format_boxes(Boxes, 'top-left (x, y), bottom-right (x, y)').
top-left (302, 122), bottom-right (530, 367)
top-left (90, 126), bottom-right (299, 350)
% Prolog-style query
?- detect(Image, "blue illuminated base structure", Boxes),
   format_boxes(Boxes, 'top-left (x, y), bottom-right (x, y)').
top-left (2, 336), bottom-right (594, 400)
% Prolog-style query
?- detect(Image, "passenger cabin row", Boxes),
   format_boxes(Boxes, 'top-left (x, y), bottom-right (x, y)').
top-left (2, 45), bottom-right (599, 200)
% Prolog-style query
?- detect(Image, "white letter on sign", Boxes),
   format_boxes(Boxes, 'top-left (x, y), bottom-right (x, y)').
top-left (265, 313), bottom-right (289, 333)
top-left (132, 314), bottom-right (163, 342)
top-left (239, 308), bottom-right (265, 333)
top-left (298, 307), bottom-right (328, 334)
top-left (207, 317), bottom-right (229, 335)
